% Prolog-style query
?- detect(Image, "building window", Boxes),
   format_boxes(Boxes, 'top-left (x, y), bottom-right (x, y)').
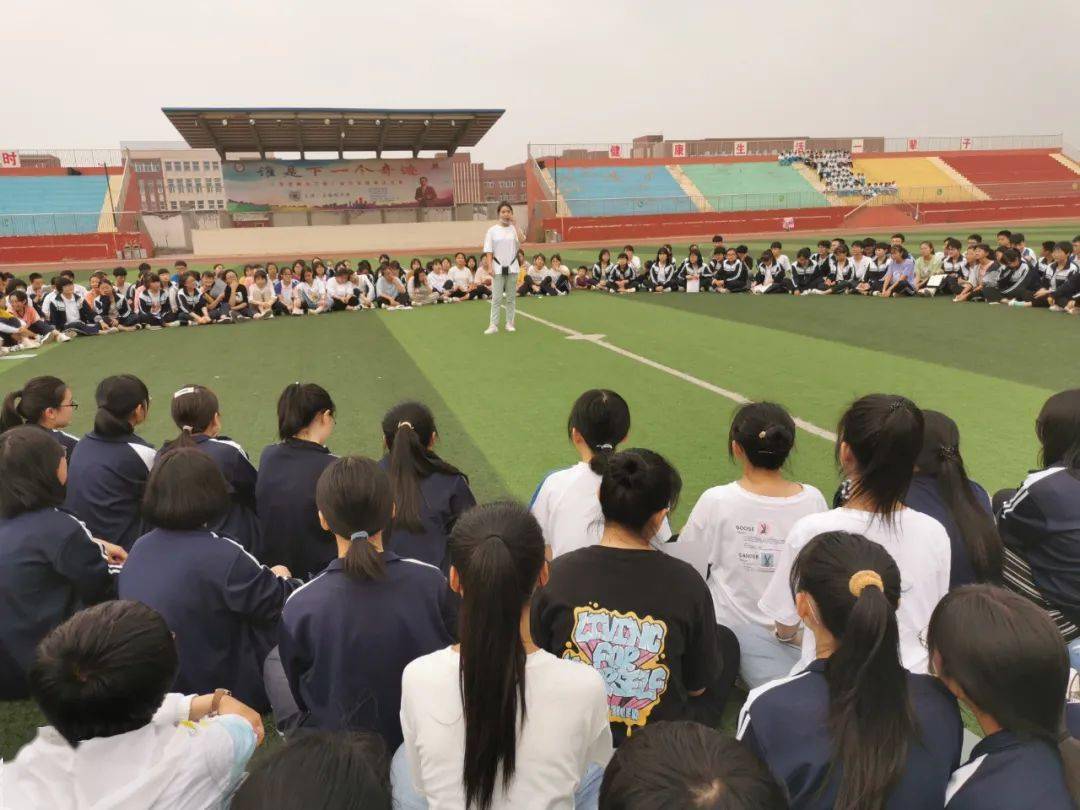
top-left (201, 160), bottom-right (209, 171)
top-left (167, 179), bottom-right (175, 193)
top-left (156, 180), bottom-right (164, 194)
top-left (170, 201), bottom-right (178, 210)
top-left (163, 161), bottom-right (171, 172)
top-left (197, 200), bottom-right (205, 209)
top-left (214, 179), bottom-right (222, 192)
top-left (185, 179), bottom-right (194, 193)
top-left (212, 161), bottom-right (220, 171)
top-left (182, 161), bottom-right (191, 171)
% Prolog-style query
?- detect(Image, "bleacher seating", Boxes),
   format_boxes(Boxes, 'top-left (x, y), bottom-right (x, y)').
top-left (852, 157), bottom-right (979, 202)
top-left (0, 176), bottom-right (109, 236)
top-left (681, 163), bottom-right (827, 210)
top-left (939, 152), bottom-right (1080, 198)
top-left (554, 166), bottom-right (690, 216)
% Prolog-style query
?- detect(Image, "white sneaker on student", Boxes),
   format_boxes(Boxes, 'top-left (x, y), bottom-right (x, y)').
top-left (57, 332), bottom-right (73, 343)
top-left (484, 325), bottom-right (498, 335)
top-left (505, 323), bottom-right (516, 332)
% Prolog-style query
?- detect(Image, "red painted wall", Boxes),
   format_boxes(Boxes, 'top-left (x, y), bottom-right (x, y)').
top-left (0, 232), bottom-right (152, 265)
top-left (914, 196), bottom-right (1080, 225)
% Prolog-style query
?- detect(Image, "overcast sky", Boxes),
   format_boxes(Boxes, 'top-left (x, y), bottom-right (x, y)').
top-left (3, 0), bottom-right (1077, 168)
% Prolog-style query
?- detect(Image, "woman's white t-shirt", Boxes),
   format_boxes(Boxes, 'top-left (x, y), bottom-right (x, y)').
top-left (680, 482), bottom-right (828, 629)
top-left (758, 507), bottom-right (951, 675)
top-left (400, 646), bottom-right (613, 810)
top-left (483, 224), bottom-right (520, 272)
top-left (531, 462), bottom-right (672, 558)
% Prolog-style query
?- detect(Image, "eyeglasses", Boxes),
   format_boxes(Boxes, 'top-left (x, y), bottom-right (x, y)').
top-left (60, 402), bottom-right (79, 410)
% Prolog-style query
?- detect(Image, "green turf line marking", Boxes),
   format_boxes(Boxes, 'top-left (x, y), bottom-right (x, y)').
top-left (515, 307), bottom-right (838, 442)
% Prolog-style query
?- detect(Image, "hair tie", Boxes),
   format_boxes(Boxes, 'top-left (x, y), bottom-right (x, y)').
top-left (397, 421), bottom-right (414, 431)
top-left (849, 570), bottom-right (884, 597)
top-left (173, 387), bottom-right (196, 399)
top-left (182, 425), bottom-right (193, 433)
top-left (889, 399), bottom-right (906, 413)
top-left (350, 530), bottom-right (369, 542)
top-left (596, 443), bottom-right (614, 451)
top-left (939, 445), bottom-right (959, 460)
top-left (758, 430), bottom-right (767, 439)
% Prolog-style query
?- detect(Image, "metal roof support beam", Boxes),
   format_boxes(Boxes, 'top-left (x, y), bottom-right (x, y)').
top-left (248, 118), bottom-right (266, 160)
top-left (194, 115), bottom-right (224, 160)
top-left (375, 115), bottom-right (389, 158)
top-left (447, 118), bottom-right (472, 156)
top-left (412, 118), bottom-right (432, 158)
top-left (294, 114), bottom-right (306, 159)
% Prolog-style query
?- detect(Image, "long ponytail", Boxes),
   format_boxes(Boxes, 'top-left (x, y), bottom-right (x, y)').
top-left (93, 375), bottom-right (149, 438)
top-left (382, 401), bottom-right (464, 533)
top-left (915, 411), bottom-right (1002, 582)
top-left (1, 376), bottom-right (68, 432)
top-left (161, 385), bottom-right (219, 453)
top-left (450, 502), bottom-right (545, 810)
top-left (316, 456), bottom-right (393, 581)
top-left (792, 531), bottom-right (914, 810)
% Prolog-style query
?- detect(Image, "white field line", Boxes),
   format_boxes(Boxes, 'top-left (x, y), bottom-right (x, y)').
top-left (514, 307), bottom-right (838, 443)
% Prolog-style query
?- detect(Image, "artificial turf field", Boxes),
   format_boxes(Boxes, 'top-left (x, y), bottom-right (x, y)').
top-left (1, 222), bottom-right (1078, 758)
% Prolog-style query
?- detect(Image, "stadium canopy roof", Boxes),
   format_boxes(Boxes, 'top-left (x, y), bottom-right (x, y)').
top-left (161, 107), bottom-right (505, 159)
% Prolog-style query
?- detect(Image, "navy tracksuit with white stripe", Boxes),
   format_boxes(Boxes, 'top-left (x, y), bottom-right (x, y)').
top-left (945, 731), bottom-right (1072, 809)
top-left (0, 507), bottom-right (117, 698)
top-left (64, 431), bottom-right (157, 550)
top-left (737, 659), bottom-right (962, 809)
top-left (183, 434), bottom-right (260, 553)
top-left (118, 527), bottom-right (300, 712)
top-left (278, 552), bottom-right (457, 748)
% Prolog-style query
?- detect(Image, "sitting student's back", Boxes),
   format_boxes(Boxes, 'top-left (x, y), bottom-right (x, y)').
top-left (1, 601), bottom-right (262, 810)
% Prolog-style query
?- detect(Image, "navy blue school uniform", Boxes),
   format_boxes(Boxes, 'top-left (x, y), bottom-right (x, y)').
top-left (377, 455), bottom-right (475, 572)
top-left (945, 731), bottom-right (1073, 809)
top-left (27, 422), bottom-right (78, 462)
top-left (181, 434), bottom-right (260, 552)
top-left (905, 472), bottom-right (993, 589)
top-left (278, 551), bottom-right (457, 748)
top-left (64, 431), bottom-right (157, 550)
top-left (254, 438), bottom-right (337, 577)
top-left (0, 507), bottom-right (117, 699)
top-left (737, 659), bottom-right (963, 809)
top-left (118, 527), bottom-right (300, 712)
top-left (1069, 702), bottom-right (1080, 737)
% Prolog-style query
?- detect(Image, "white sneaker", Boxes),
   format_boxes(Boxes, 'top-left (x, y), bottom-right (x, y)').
top-left (484, 325), bottom-right (498, 335)
top-left (505, 324), bottom-right (516, 332)
top-left (57, 332), bottom-right (73, 343)
top-left (42, 330), bottom-right (60, 344)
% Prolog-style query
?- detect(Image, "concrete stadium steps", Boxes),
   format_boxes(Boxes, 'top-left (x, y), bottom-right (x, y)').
top-left (667, 165), bottom-right (712, 212)
top-left (852, 157), bottom-right (980, 203)
top-left (0, 175), bottom-right (113, 235)
top-left (538, 167), bottom-right (571, 215)
top-left (553, 165), bottom-right (690, 216)
top-left (679, 162), bottom-right (827, 210)
top-left (1051, 153), bottom-right (1080, 175)
top-left (96, 174), bottom-right (125, 233)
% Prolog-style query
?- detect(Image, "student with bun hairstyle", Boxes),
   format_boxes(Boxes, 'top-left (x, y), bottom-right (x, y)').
top-left (904, 410), bottom-right (1001, 588)
top-left (760, 394), bottom-right (951, 675)
top-left (930, 586), bottom-right (1080, 809)
top-left (599, 721), bottom-right (786, 810)
top-left (276, 457), bottom-right (455, 747)
top-left (120, 448), bottom-right (298, 712)
top-left (996, 389), bottom-right (1080, 668)
top-left (379, 402), bottom-right (475, 572)
top-left (0, 426), bottom-right (124, 699)
top-left (680, 402), bottom-right (828, 688)
top-left (739, 531), bottom-right (962, 810)
top-left (64, 374), bottom-right (156, 550)
top-left (161, 384), bottom-right (260, 551)
top-left (1, 375), bottom-right (79, 459)
top-left (255, 382), bottom-right (337, 577)
top-left (395, 502), bottom-right (613, 809)
top-left (533, 449), bottom-right (736, 746)
top-left (531, 389), bottom-right (672, 559)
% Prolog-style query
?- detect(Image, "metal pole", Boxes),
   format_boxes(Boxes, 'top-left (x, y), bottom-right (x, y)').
top-left (102, 161), bottom-right (118, 230)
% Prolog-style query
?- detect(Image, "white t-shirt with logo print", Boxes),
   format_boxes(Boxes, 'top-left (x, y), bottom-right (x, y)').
top-left (679, 482), bottom-right (827, 629)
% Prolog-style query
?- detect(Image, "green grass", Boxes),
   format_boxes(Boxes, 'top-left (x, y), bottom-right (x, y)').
top-left (5, 222), bottom-right (1074, 759)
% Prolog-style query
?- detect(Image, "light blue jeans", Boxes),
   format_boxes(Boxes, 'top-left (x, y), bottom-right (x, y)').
top-left (730, 622), bottom-right (803, 689)
top-left (390, 743), bottom-right (604, 810)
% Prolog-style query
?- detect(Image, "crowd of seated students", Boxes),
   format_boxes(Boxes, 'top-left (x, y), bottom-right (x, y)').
top-left (4, 369), bottom-right (1080, 808)
top-left (777, 149), bottom-right (898, 197)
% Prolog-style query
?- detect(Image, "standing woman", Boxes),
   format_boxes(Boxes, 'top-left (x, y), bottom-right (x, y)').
top-left (904, 410), bottom-right (1001, 589)
top-left (483, 201), bottom-right (525, 335)
top-left (162, 385), bottom-right (260, 553)
top-left (738, 531), bottom-right (963, 810)
top-left (1, 375), bottom-right (80, 460)
top-left (929, 586), bottom-right (1080, 810)
top-left (759, 394), bottom-right (951, 675)
top-left (380, 402), bottom-right (475, 572)
top-left (394, 502), bottom-right (613, 809)
top-left (277, 457), bottom-right (455, 746)
top-left (64, 374), bottom-right (156, 551)
top-left (255, 383), bottom-right (337, 577)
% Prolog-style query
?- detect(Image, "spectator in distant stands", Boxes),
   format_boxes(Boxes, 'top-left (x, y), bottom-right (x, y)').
top-left (600, 722), bottom-right (786, 810)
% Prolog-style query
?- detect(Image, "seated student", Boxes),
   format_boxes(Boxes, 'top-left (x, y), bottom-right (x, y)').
top-left (0, 298), bottom-right (51, 352)
top-left (357, 263), bottom-right (380, 306)
top-left (592, 248), bottom-right (614, 290)
top-left (518, 253), bottom-right (552, 297)
top-left (548, 253), bottom-right (572, 295)
top-left (448, 252), bottom-right (475, 299)
top-left (82, 276), bottom-right (130, 331)
top-left (855, 243), bottom-right (890, 296)
top-left (469, 255), bottom-right (493, 299)
top-left (791, 247), bottom-right (825, 295)
top-left (1028, 242), bottom-right (1078, 311)
top-left (914, 240), bottom-right (944, 295)
top-left (394, 502), bottom-right (613, 810)
top-left (273, 265), bottom-right (302, 316)
top-left (8, 289), bottom-right (65, 341)
top-left (133, 273), bottom-right (180, 329)
top-left (679, 247), bottom-right (710, 292)
top-left (43, 276), bottom-right (100, 337)
top-left (407, 269), bottom-right (441, 307)
top-left (65, 374), bottom-right (156, 551)
top-left (955, 244), bottom-right (997, 303)
top-left (162, 385), bottom-right (260, 552)
top-left (714, 246), bottom-right (751, 293)
top-left (0, 426), bottom-right (124, 699)
top-left (1037, 239), bottom-right (1058, 286)
top-left (248, 269), bottom-right (276, 319)
top-left (375, 264), bottom-right (412, 308)
top-left (739, 531), bottom-right (963, 810)
top-left (533, 449), bottom-right (737, 743)
top-left (821, 243), bottom-right (856, 294)
top-left (3, 601), bottom-right (263, 809)
top-left (811, 240), bottom-right (831, 274)
top-left (156, 268), bottom-right (179, 313)
top-left (232, 731), bottom-right (392, 810)
top-left (326, 264), bottom-right (361, 311)
top-left (752, 250), bottom-right (789, 294)
top-left (573, 264), bottom-right (594, 290)
top-left (119, 448), bottom-right (298, 712)
top-left (995, 229), bottom-right (1013, 250)
top-left (198, 270), bottom-right (226, 321)
top-left (608, 252), bottom-right (638, 293)
top-left (992, 248), bottom-right (1037, 306)
top-left (379, 401), bottom-right (475, 571)
top-left (679, 402), bottom-right (828, 688)
top-left (297, 265), bottom-right (329, 314)
top-left (216, 268), bottom-right (253, 320)
top-left (644, 247), bottom-right (678, 293)
top-left (760, 395), bottom-right (951, 675)
top-left (905, 410), bottom-right (1000, 589)
top-left (937, 238), bottom-right (968, 297)
top-left (707, 246), bottom-right (727, 291)
top-left (880, 245), bottom-right (917, 298)
top-left (599, 721), bottom-right (786, 810)
top-left (426, 260), bottom-right (451, 300)
top-left (1, 375), bottom-right (79, 459)
top-left (930, 586), bottom-right (1080, 810)
top-left (255, 383), bottom-right (338, 577)
top-left (174, 271), bottom-right (211, 326)
top-left (276, 456), bottom-right (455, 745)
